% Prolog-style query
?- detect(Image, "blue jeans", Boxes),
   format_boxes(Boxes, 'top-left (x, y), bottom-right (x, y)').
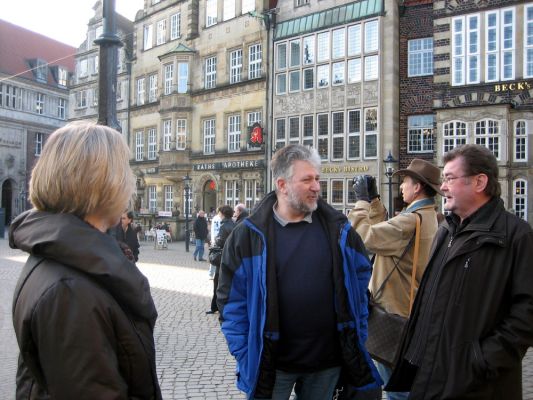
top-left (193, 239), bottom-right (205, 259)
top-left (255, 366), bottom-right (341, 400)
top-left (375, 361), bottom-right (409, 400)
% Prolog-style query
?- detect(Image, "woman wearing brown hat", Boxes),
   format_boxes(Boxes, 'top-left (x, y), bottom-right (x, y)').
top-left (348, 158), bottom-right (442, 400)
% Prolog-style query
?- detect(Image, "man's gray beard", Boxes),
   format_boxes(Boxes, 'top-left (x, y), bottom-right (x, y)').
top-left (287, 188), bottom-right (317, 214)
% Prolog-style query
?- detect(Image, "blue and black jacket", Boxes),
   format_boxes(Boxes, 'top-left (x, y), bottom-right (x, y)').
top-left (217, 192), bottom-right (383, 398)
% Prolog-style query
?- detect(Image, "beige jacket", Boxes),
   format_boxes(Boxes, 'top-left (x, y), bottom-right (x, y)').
top-left (348, 198), bottom-right (438, 317)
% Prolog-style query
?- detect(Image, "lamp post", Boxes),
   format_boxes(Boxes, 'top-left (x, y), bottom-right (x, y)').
top-left (383, 150), bottom-right (398, 219)
top-left (19, 188), bottom-right (27, 214)
top-left (183, 174), bottom-right (192, 252)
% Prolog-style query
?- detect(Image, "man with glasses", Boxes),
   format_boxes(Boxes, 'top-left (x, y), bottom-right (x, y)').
top-left (387, 144), bottom-right (533, 399)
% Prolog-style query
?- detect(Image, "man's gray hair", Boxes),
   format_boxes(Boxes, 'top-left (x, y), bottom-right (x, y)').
top-left (271, 144), bottom-right (321, 182)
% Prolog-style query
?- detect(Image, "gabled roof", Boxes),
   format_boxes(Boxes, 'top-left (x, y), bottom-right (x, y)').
top-left (0, 19), bottom-right (76, 86)
top-left (158, 43), bottom-right (196, 60)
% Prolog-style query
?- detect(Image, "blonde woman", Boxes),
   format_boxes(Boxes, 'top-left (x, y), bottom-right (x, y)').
top-left (10, 122), bottom-right (161, 399)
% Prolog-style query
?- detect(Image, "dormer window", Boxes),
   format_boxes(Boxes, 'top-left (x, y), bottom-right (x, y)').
top-left (35, 60), bottom-right (48, 83)
top-left (57, 67), bottom-right (68, 86)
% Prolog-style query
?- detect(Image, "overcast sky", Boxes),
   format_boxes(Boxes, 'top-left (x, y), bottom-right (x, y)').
top-left (3, 0), bottom-right (144, 48)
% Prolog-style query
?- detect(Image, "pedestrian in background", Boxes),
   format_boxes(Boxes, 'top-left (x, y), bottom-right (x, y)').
top-left (116, 210), bottom-right (141, 262)
top-left (9, 122), bottom-right (161, 399)
top-left (193, 210), bottom-right (208, 261)
top-left (208, 206), bottom-right (222, 278)
top-left (217, 144), bottom-right (382, 399)
top-left (206, 205), bottom-right (235, 315)
top-left (233, 203), bottom-right (249, 224)
top-left (387, 144), bottom-right (533, 399)
top-left (349, 159), bottom-right (441, 400)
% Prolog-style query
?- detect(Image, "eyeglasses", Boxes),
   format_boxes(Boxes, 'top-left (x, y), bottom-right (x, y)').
top-left (441, 175), bottom-right (472, 185)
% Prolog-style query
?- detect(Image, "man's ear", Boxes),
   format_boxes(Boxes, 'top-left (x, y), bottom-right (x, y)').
top-left (473, 174), bottom-right (488, 194)
top-left (276, 177), bottom-right (288, 194)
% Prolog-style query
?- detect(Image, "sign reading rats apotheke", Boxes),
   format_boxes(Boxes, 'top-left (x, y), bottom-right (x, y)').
top-left (194, 159), bottom-right (265, 171)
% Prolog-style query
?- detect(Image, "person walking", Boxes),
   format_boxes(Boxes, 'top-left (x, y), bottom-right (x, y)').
top-left (217, 144), bottom-right (382, 399)
top-left (208, 207), bottom-right (222, 278)
top-left (9, 122), bottom-right (161, 399)
top-left (349, 159), bottom-right (441, 400)
top-left (206, 205), bottom-right (235, 315)
top-left (193, 210), bottom-right (208, 261)
top-left (387, 144), bottom-right (533, 399)
top-left (116, 210), bottom-right (141, 262)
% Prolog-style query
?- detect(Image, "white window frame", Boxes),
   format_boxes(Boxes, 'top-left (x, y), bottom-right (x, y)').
top-left (514, 120), bottom-right (528, 162)
top-left (288, 116), bottom-right (300, 144)
top-left (317, 113), bottom-right (329, 160)
top-left (332, 28), bottom-right (346, 59)
top-left (332, 62), bottom-right (345, 85)
top-left (303, 67), bottom-right (314, 90)
top-left (170, 13), bottom-right (181, 40)
top-left (164, 185), bottom-right (173, 212)
top-left (364, 20), bottom-right (378, 53)
top-left (156, 20), bottom-right (167, 45)
top-left (331, 179), bottom-right (344, 205)
top-left (347, 24), bottom-right (361, 56)
top-left (149, 74), bottom-right (158, 102)
top-left (79, 59), bottom-right (88, 78)
top-left (408, 38), bottom-right (434, 77)
top-left (35, 132), bottom-right (43, 156)
top-left (228, 115), bottom-right (241, 152)
top-left (163, 119), bottom-right (172, 151)
top-left (525, 5), bottom-right (533, 78)
top-left (475, 119), bottom-right (500, 160)
top-left (513, 179), bottom-right (528, 221)
top-left (364, 55), bottom-right (378, 81)
top-left (303, 35), bottom-right (315, 64)
top-left (347, 58), bottom-right (361, 83)
top-left (249, 43), bottom-right (262, 79)
top-left (205, 56), bottom-right (217, 89)
top-left (289, 70), bottom-right (300, 92)
top-left (206, 0), bottom-right (218, 27)
top-left (466, 14), bottom-right (480, 84)
top-left (176, 119), bottom-right (187, 150)
top-left (408, 115), bottom-right (435, 153)
top-left (452, 16), bottom-right (466, 85)
top-left (35, 93), bottom-right (44, 115)
top-left (203, 119), bottom-right (216, 154)
top-left (244, 179), bottom-right (257, 211)
top-left (276, 73), bottom-right (287, 94)
top-left (332, 111), bottom-right (345, 160)
top-left (135, 131), bottom-right (144, 161)
top-left (302, 114), bottom-right (314, 148)
top-left (277, 43), bottom-right (287, 70)
top-left (137, 77), bottom-right (145, 105)
top-left (275, 118), bottom-right (286, 151)
top-left (225, 180), bottom-right (239, 207)
top-left (347, 109), bottom-right (361, 160)
top-left (148, 128), bottom-right (157, 160)
top-left (230, 49), bottom-right (243, 84)
top-left (443, 121), bottom-right (467, 153)
top-left (164, 64), bottom-right (174, 95)
top-left (76, 90), bottom-right (87, 108)
top-left (364, 108), bottom-right (378, 159)
top-left (58, 67), bottom-right (68, 86)
top-left (178, 63), bottom-right (188, 93)
top-left (317, 64), bottom-right (329, 87)
top-left (485, 8), bottom-right (516, 82)
top-left (148, 186), bottom-right (157, 212)
top-left (57, 98), bottom-right (66, 119)
top-left (317, 32), bottom-right (330, 63)
top-left (144, 24), bottom-right (153, 50)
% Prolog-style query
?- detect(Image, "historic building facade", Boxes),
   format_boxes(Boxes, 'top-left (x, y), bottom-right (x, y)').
top-left (0, 20), bottom-right (74, 224)
top-left (130, 0), bottom-right (269, 235)
top-left (272, 0), bottom-right (400, 214)
top-left (68, 1), bottom-right (133, 131)
top-left (431, 0), bottom-right (533, 224)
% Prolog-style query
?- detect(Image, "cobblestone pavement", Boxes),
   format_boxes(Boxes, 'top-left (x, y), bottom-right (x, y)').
top-left (1, 236), bottom-right (533, 399)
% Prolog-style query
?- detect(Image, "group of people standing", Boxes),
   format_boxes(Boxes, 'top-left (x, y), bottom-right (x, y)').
top-left (7, 120), bottom-right (533, 400)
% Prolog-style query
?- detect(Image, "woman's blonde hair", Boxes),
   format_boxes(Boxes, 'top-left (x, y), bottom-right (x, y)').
top-left (30, 122), bottom-right (135, 219)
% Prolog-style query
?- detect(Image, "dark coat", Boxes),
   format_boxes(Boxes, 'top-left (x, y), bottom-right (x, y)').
top-left (387, 198), bottom-right (533, 399)
top-left (214, 217), bottom-right (236, 249)
top-left (193, 216), bottom-right (209, 240)
top-left (9, 210), bottom-right (161, 400)
top-left (116, 223), bottom-right (140, 261)
top-left (217, 192), bottom-right (382, 398)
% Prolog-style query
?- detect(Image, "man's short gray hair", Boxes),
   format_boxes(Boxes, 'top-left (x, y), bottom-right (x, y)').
top-left (271, 144), bottom-right (321, 182)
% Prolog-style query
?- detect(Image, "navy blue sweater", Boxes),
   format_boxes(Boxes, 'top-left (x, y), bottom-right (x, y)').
top-left (274, 215), bottom-right (342, 372)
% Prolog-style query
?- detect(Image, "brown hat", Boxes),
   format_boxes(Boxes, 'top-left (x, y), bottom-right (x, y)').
top-left (393, 159), bottom-right (443, 196)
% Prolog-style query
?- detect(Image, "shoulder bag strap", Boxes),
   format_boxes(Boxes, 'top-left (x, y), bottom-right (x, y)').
top-left (408, 212), bottom-right (422, 314)
top-left (373, 228), bottom-right (415, 299)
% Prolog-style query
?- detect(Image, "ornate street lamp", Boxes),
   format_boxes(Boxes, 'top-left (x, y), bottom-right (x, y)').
top-left (383, 150), bottom-right (398, 219)
top-left (183, 174), bottom-right (192, 252)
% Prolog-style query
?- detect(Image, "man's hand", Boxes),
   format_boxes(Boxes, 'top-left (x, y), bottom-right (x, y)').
top-left (353, 175), bottom-right (370, 202)
top-left (367, 176), bottom-right (380, 200)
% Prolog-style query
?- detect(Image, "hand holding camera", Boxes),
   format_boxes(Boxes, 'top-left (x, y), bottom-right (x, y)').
top-left (352, 175), bottom-right (379, 202)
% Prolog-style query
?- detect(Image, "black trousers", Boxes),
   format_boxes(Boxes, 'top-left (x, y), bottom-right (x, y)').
top-left (210, 265), bottom-right (219, 312)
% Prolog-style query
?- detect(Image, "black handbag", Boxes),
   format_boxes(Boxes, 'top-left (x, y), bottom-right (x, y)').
top-left (208, 246), bottom-right (223, 266)
top-left (366, 213), bottom-right (421, 368)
